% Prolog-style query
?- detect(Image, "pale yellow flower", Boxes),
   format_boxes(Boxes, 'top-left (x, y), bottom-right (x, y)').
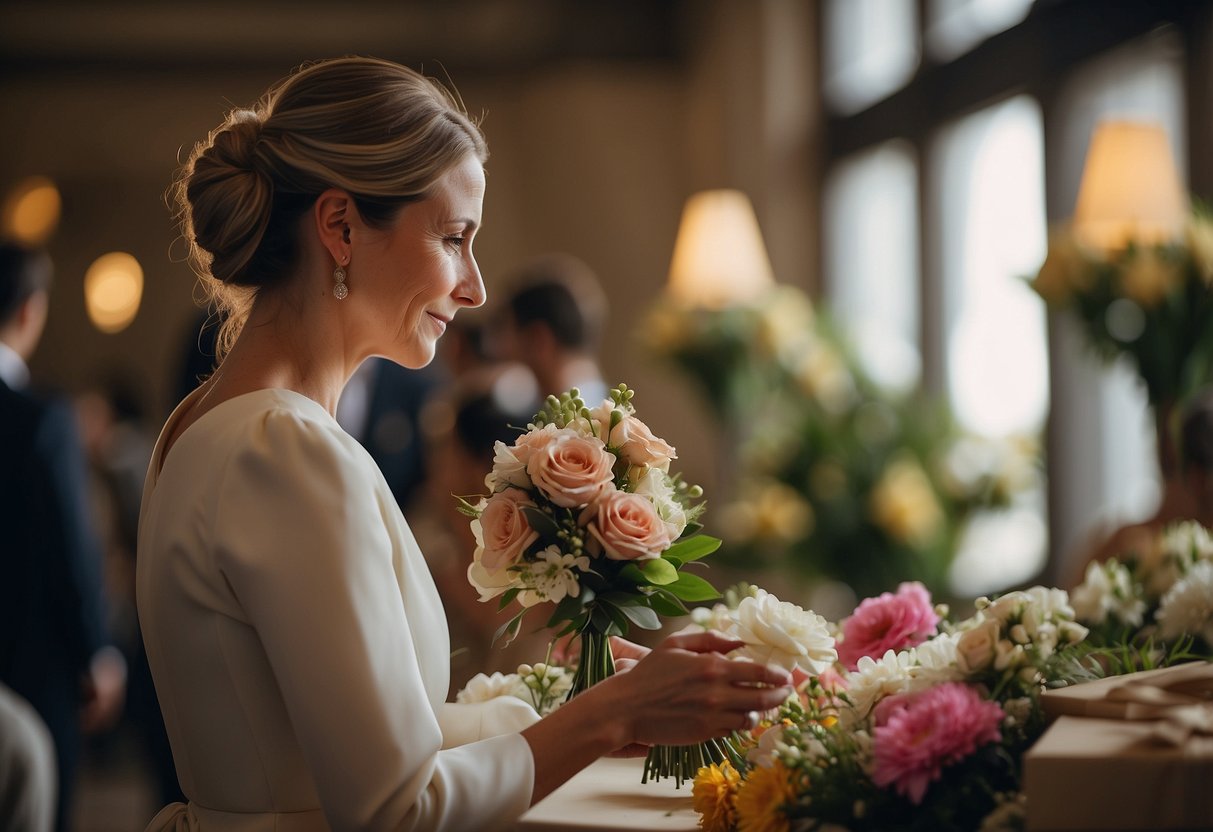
top-left (792, 344), bottom-right (856, 415)
top-left (1120, 246), bottom-right (1181, 306)
top-left (869, 455), bottom-right (944, 547)
top-left (734, 760), bottom-right (795, 832)
top-left (722, 482), bottom-right (815, 545)
top-left (1186, 215), bottom-right (1213, 283)
top-left (1032, 228), bottom-right (1092, 305)
top-left (755, 286), bottom-right (816, 361)
top-left (692, 762), bottom-right (740, 832)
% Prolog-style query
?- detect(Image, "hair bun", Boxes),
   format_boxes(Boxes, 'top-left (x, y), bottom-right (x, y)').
top-left (209, 109), bottom-right (265, 173)
top-left (183, 108), bottom-right (274, 285)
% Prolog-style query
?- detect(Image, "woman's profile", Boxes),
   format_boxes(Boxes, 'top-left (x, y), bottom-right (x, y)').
top-left (137, 56), bottom-right (792, 831)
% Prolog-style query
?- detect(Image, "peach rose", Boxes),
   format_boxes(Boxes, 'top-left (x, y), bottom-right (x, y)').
top-left (478, 487), bottom-right (540, 572)
top-left (590, 403), bottom-right (677, 470)
top-left (526, 432), bottom-right (617, 509)
top-left (587, 491), bottom-right (673, 561)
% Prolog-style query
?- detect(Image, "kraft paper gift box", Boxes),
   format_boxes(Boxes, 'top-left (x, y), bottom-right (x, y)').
top-left (1024, 661), bottom-right (1213, 831)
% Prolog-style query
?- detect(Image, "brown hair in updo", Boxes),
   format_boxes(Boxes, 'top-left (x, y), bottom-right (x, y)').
top-left (174, 56), bottom-right (488, 358)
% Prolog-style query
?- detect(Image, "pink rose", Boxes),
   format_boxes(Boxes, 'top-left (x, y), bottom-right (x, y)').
top-left (478, 488), bottom-right (540, 572)
top-left (590, 404), bottom-right (677, 470)
top-left (837, 582), bottom-right (940, 670)
top-left (871, 682), bottom-right (1003, 804)
top-left (587, 491), bottom-right (673, 561)
top-left (526, 432), bottom-right (617, 509)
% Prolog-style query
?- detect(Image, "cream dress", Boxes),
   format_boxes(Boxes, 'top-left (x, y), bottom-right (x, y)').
top-left (137, 388), bottom-right (539, 831)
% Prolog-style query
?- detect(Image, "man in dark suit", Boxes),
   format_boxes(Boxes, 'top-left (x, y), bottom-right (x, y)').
top-left (0, 243), bottom-right (124, 831)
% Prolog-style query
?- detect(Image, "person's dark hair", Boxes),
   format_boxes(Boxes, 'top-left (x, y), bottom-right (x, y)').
top-left (451, 367), bottom-right (539, 465)
top-left (505, 254), bottom-right (607, 352)
top-left (1181, 390), bottom-right (1213, 473)
top-left (174, 56), bottom-right (488, 359)
top-left (0, 242), bottom-right (52, 326)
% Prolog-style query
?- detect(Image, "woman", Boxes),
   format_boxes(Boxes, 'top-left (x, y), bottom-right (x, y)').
top-left (138, 57), bottom-right (792, 831)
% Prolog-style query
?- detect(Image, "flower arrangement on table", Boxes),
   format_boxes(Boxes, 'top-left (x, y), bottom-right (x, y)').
top-left (644, 284), bottom-right (1036, 599)
top-left (1072, 519), bottom-right (1213, 654)
top-left (692, 581), bottom-right (1101, 832)
top-left (1030, 209), bottom-right (1213, 472)
top-left (460, 384), bottom-right (730, 783)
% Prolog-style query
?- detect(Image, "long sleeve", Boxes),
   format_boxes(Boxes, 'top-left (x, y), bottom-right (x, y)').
top-left (210, 408), bottom-right (534, 832)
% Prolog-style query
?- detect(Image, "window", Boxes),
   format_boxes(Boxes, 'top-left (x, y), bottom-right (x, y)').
top-left (822, 0), bottom-right (919, 115)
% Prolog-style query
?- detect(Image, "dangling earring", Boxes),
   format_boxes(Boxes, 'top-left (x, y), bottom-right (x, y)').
top-left (333, 259), bottom-right (348, 300)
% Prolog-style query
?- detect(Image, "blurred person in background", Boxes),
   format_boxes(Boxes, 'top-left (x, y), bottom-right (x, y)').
top-left (0, 242), bottom-right (126, 831)
top-left (493, 253), bottom-right (609, 404)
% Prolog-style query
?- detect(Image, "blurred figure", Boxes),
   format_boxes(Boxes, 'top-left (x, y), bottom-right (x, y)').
top-left (1072, 389), bottom-right (1213, 584)
top-left (335, 358), bottom-right (446, 512)
top-left (494, 253), bottom-right (609, 403)
top-left (412, 363), bottom-right (550, 689)
top-left (0, 681), bottom-right (57, 832)
top-left (0, 243), bottom-right (125, 831)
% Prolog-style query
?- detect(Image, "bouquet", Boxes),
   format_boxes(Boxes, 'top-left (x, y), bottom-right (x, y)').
top-left (693, 582), bottom-right (1097, 832)
top-left (461, 384), bottom-right (727, 783)
top-left (1030, 209), bottom-right (1213, 472)
top-left (1072, 520), bottom-right (1213, 654)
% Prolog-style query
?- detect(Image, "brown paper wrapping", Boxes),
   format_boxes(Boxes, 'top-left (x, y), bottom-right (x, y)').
top-left (1025, 662), bottom-right (1213, 831)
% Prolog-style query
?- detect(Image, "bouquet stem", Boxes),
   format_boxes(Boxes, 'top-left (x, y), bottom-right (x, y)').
top-left (567, 627), bottom-right (615, 699)
top-left (641, 736), bottom-right (739, 788)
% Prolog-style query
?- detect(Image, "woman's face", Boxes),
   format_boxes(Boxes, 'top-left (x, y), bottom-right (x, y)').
top-left (352, 154), bottom-right (487, 368)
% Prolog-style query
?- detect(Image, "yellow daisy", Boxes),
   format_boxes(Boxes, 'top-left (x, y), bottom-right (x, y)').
top-left (735, 761), bottom-right (796, 832)
top-left (692, 761), bottom-right (740, 832)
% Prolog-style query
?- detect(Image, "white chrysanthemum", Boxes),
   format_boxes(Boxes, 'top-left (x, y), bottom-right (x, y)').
top-left (908, 631), bottom-right (964, 684)
top-left (1157, 560), bottom-right (1213, 644)
top-left (978, 590), bottom-right (1028, 623)
top-left (631, 467), bottom-right (688, 540)
top-left (456, 672), bottom-right (525, 704)
top-left (518, 546), bottom-right (590, 606)
top-left (840, 649), bottom-right (919, 727)
top-left (1071, 560), bottom-right (1146, 627)
top-left (729, 589), bottom-right (837, 675)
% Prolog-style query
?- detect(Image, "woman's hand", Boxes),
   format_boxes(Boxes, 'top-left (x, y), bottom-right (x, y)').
top-left (592, 629), bottom-right (793, 749)
top-left (608, 636), bottom-right (651, 674)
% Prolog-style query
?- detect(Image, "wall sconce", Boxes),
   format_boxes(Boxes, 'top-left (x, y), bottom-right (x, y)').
top-left (1072, 120), bottom-right (1187, 252)
top-left (1, 176), bottom-right (62, 246)
top-left (84, 251), bottom-right (143, 334)
top-left (666, 189), bottom-right (775, 308)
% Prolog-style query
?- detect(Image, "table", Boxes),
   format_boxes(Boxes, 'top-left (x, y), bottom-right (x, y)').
top-left (515, 757), bottom-right (700, 831)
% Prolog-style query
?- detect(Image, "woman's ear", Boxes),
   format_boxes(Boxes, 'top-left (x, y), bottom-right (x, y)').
top-left (313, 188), bottom-right (355, 264)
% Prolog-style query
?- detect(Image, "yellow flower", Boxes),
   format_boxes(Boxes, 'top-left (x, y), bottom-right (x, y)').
top-left (1032, 228), bottom-right (1092, 305)
top-left (734, 761), bottom-right (796, 832)
top-left (693, 762), bottom-right (740, 832)
top-left (869, 455), bottom-right (943, 547)
top-left (721, 482), bottom-right (815, 545)
top-left (1120, 245), bottom-right (1181, 306)
top-left (1186, 215), bottom-right (1213, 283)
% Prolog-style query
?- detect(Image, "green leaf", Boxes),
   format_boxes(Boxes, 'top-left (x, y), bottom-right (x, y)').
top-left (497, 587), bottom-right (520, 611)
top-left (617, 603), bottom-right (662, 630)
top-left (619, 564), bottom-right (647, 583)
top-left (492, 611), bottom-right (526, 646)
top-left (676, 521), bottom-right (703, 540)
top-left (649, 590), bottom-right (689, 617)
top-left (665, 572), bottom-right (721, 602)
top-left (639, 558), bottom-right (678, 585)
top-left (520, 505), bottom-right (561, 540)
top-left (545, 593), bottom-right (585, 629)
top-left (663, 535), bottom-right (722, 563)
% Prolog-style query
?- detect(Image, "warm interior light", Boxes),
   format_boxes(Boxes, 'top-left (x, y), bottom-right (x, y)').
top-left (84, 252), bottom-right (143, 334)
top-left (666, 189), bottom-right (775, 308)
top-left (1073, 120), bottom-right (1187, 252)
top-left (1, 176), bottom-right (62, 246)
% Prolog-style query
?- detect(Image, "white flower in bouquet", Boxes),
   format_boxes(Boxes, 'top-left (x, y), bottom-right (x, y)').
top-left (841, 649), bottom-right (920, 727)
top-left (1160, 520), bottom-right (1213, 569)
top-left (456, 672), bottom-right (526, 705)
top-left (746, 723), bottom-right (788, 769)
top-left (728, 589), bottom-right (837, 675)
top-left (516, 661), bottom-right (573, 715)
top-left (956, 617), bottom-right (1002, 675)
top-left (690, 602), bottom-right (735, 633)
top-left (909, 631), bottom-right (963, 684)
top-left (518, 546), bottom-right (591, 606)
top-left (631, 467), bottom-right (688, 540)
top-left (1071, 559), bottom-right (1146, 627)
top-left (1156, 560), bottom-right (1213, 645)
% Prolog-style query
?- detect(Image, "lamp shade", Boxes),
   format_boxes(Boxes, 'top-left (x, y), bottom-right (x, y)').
top-left (1073, 120), bottom-right (1187, 252)
top-left (666, 189), bottom-right (775, 307)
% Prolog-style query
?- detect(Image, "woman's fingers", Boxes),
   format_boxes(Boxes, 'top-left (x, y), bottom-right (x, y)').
top-left (609, 636), bottom-right (651, 662)
top-left (613, 657), bottom-right (639, 673)
top-left (660, 629), bottom-right (745, 655)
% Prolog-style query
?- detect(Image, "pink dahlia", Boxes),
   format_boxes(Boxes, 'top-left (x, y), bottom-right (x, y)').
top-left (871, 682), bottom-right (1003, 805)
top-left (837, 582), bottom-right (940, 670)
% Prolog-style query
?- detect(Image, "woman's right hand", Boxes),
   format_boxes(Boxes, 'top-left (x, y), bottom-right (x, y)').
top-left (591, 629), bottom-right (794, 749)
